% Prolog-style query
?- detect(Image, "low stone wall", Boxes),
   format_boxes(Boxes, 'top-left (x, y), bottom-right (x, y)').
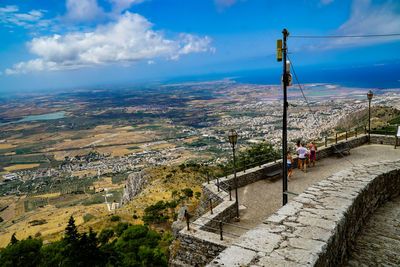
top-left (208, 160), bottom-right (400, 266)
top-left (370, 134), bottom-right (396, 145)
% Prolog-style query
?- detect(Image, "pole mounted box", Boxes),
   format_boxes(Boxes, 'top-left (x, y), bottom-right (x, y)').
top-left (277, 39), bottom-right (282, 62)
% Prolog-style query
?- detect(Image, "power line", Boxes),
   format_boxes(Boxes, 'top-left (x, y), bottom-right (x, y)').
top-left (290, 33), bottom-right (400, 38)
top-left (286, 54), bottom-right (355, 166)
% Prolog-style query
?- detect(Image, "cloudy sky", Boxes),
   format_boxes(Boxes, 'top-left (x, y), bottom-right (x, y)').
top-left (1, 0), bottom-right (400, 91)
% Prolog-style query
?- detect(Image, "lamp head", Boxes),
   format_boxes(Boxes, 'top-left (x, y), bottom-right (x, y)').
top-left (367, 90), bottom-right (373, 101)
top-left (228, 129), bottom-right (238, 146)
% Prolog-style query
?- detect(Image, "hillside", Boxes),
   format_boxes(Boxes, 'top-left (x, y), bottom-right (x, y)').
top-left (0, 163), bottom-right (208, 247)
top-left (335, 106), bottom-right (400, 132)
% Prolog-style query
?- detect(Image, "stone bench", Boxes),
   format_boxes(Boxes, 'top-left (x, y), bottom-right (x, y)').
top-left (265, 169), bottom-right (282, 179)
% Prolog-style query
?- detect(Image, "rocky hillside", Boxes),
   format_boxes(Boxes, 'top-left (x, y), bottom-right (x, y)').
top-left (121, 171), bottom-right (150, 205)
top-left (336, 106), bottom-right (400, 131)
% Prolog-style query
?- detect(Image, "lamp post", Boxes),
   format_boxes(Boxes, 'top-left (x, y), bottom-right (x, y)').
top-left (367, 90), bottom-right (373, 143)
top-left (228, 129), bottom-right (239, 219)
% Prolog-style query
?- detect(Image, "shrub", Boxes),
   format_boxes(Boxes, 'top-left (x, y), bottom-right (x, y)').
top-left (28, 219), bottom-right (47, 226)
top-left (110, 215), bottom-right (121, 222)
top-left (195, 191), bottom-right (201, 199)
top-left (181, 188), bottom-right (193, 199)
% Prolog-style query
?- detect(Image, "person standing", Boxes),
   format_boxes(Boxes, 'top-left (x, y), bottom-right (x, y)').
top-left (296, 143), bottom-right (308, 172)
top-left (294, 140), bottom-right (301, 169)
top-left (308, 141), bottom-right (317, 167)
top-left (287, 150), bottom-right (293, 180)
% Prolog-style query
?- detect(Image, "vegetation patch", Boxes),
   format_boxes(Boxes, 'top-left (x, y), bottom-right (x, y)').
top-left (0, 216), bottom-right (172, 266)
top-left (28, 219), bottom-right (47, 226)
top-left (83, 213), bottom-right (95, 223)
top-left (127, 146), bottom-right (140, 150)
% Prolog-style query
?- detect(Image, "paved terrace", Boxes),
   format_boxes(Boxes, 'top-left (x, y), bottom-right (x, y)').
top-left (171, 137), bottom-right (400, 266)
top-left (227, 144), bottom-right (400, 233)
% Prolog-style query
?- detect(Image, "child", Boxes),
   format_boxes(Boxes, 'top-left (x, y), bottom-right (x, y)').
top-left (287, 150), bottom-right (293, 180)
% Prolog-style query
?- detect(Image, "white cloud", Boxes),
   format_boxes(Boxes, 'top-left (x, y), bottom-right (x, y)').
top-left (0, 5), bottom-right (18, 13)
top-left (214, 0), bottom-right (247, 10)
top-left (5, 12), bottom-right (213, 75)
top-left (0, 5), bottom-right (48, 29)
top-left (65, 0), bottom-right (105, 22)
top-left (109, 0), bottom-right (146, 13)
top-left (64, 0), bottom-right (147, 22)
top-left (322, 0), bottom-right (400, 48)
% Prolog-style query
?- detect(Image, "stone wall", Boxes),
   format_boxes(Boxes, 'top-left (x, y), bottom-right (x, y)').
top-left (170, 181), bottom-right (238, 266)
top-left (208, 160), bottom-right (400, 266)
top-left (370, 134), bottom-right (396, 145)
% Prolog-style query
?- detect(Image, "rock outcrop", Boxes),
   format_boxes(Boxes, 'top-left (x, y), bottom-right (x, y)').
top-left (121, 171), bottom-right (150, 205)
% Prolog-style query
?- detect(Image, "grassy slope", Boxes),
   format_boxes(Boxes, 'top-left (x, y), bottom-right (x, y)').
top-left (1, 165), bottom-right (208, 246)
top-left (336, 106), bottom-right (400, 131)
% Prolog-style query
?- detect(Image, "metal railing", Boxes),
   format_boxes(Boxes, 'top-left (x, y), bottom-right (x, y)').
top-left (187, 125), bottom-right (395, 239)
top-left (184, 210), bottom-right (250, 240)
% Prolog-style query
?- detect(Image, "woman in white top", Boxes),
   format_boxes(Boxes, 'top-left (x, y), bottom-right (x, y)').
top-left (296, 143), bottom-right (309, 172)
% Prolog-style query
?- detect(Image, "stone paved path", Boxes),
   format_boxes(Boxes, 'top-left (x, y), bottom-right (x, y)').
top-left (345, 194), bottom-right (400, 266)
top-left (225, 144), bottom-right (400, 235)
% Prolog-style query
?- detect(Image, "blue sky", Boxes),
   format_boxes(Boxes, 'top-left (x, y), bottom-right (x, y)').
top-left (0, 0), bottom-right (399, 92)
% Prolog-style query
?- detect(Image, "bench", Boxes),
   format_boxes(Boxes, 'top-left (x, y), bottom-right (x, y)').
top-left (266, 169), bottom-right (282, 178)
top-left (332, 143), bottom-right (350, 156)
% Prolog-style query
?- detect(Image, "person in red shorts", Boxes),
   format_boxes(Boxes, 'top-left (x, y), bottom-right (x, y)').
top-left (308, 141), bottom-right (317, 167)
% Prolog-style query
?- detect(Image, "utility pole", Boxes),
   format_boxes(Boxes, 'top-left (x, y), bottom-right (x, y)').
top-left (282, 29), bottom-right (289, 206)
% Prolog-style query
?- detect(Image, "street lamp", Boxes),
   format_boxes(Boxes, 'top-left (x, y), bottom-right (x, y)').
top-left (228, 129), bottom-right (239, 219)
top-left (367, 90), bottom-right (373, 143)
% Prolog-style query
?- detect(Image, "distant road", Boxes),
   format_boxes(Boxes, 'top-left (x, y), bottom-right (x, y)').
top-left (0, 135), bottom-right (187, 157)
top-left (80, 133), bottom-right (119, 148)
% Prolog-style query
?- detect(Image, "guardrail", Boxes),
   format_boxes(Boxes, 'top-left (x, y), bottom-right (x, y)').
top-left (184, 210), bottom-right (249, 241)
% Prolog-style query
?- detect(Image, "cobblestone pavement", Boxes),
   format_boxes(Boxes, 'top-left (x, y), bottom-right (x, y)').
top-left (225, 144), bottom-right (400, 234)
top-left (345, 194), bottom-right (400, 266)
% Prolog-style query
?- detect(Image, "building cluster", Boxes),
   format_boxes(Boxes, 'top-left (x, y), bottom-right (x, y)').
top-left (2, 88), bottom-right (400, 195)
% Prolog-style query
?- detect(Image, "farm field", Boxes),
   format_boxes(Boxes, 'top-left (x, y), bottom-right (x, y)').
top-left (1, 82), bottom-right (399, 247)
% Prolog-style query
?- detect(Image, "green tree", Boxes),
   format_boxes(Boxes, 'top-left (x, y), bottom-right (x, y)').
top-left (114, 225), bottom-right (167, 267)
top-left (227, 142), bottom-right (280, 172)
top-left (0, 237), bottom-right (42, 267)
top-left (39, 240), bottom-right (64, 267)
top-left (10, 233), bottom-right (18, 245)
top-left (98, 229), bottom-right (114, 245)
top-left (114, 222), bottom-right (130, 237)
top-left (142, 201), bottom-right (168, 226)
top-left (181, 188), bottom-right (193, 199)
top-left (64, 216), bottom-right (79, 244)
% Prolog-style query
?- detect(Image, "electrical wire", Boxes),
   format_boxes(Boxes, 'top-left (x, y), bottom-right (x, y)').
top-left (286, 54), bottom-right (356, 166)
top-left (289, 33), bottom-right (400, 38)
